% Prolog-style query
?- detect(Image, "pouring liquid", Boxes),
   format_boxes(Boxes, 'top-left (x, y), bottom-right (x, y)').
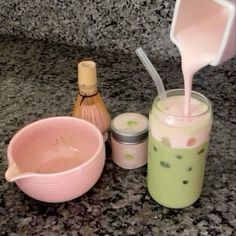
top-left (176, 6), bottom-right (229, 116)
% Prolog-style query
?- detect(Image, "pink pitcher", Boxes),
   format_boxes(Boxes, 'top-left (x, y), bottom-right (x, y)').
top-left (170, 0), bottom-right (236, 66)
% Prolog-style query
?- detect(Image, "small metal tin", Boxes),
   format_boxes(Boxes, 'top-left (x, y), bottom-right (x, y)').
top-left (111, 112), bottom-right (148, 169)
top-left (111, 113), bottom-right (148, 143)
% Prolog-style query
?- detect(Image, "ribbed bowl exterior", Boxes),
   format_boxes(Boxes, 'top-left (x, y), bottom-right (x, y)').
top-left (15, 145), bottom-right (105, 203)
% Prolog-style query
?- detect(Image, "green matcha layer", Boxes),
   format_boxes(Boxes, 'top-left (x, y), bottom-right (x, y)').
top-left (147, 134), bottom-right (209, 208)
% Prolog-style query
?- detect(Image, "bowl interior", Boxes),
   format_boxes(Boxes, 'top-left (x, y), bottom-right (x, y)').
top-left (9, 117), bottom-right (102, 174)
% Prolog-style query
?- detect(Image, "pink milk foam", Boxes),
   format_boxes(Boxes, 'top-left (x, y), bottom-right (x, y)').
top-left (175, 5), bottom-right (229, 116)
top-left (151, 95), bottom-right (211, 148)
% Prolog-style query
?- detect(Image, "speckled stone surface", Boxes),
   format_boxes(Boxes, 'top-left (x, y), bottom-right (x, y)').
top-left (0, 0), bottom-right (177, 58)
top-left (0, 35), bottom-right (235, 235)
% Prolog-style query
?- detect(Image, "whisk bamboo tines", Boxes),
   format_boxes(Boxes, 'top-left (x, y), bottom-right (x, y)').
top-left (73, 61), bottom-right (111, 141)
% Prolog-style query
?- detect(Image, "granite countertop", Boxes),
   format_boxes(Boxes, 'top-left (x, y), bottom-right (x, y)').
top-left (0, 0), bottom-right (177, 58)
top-left (0, 35), bottom-right (235, 235)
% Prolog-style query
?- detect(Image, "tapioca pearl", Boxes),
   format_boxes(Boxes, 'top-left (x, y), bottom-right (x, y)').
top-left (161, 137), bottom-right (171, 147)
top-left (160, 161), bottom-right (171, 168)
top-left (187, 137), bottom-right (196, 146)
top-left (197, 148), bottom-right (205, 155)
top-left (187, 167), bottom-right (193, 171)
top-left (182, 180), bottom-right (189, 184)
top-left (153, 145), bottom-right (157, 152)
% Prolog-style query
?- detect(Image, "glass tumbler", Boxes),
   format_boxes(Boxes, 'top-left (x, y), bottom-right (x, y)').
top-left (147, 89), bottom-right (213, 208)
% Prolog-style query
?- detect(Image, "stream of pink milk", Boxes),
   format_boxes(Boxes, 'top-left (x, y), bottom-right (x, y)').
top-left (176, 8), bottom-right (229, 116)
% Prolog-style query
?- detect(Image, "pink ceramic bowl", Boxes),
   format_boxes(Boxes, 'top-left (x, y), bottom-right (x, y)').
top-left (5, 116), bottom-right (105, 203)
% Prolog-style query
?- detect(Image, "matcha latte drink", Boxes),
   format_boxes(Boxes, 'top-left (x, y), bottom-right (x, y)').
top-left (147, 89), bottom-right (212, 208)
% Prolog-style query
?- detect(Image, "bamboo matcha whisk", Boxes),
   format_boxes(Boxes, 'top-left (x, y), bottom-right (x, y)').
top-left (73, 61), bottom-right (111, 141)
